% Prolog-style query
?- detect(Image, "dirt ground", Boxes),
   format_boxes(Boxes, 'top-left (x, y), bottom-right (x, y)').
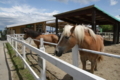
top-left (18, 39), bottom-right (120, 80)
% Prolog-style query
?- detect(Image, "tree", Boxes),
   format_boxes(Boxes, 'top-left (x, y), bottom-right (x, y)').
top-left (99, 25), bottom-right (113, 32)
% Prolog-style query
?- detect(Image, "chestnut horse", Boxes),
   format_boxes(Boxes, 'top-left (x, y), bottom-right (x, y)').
top-left (24, 28), bottom-right (59, 48)
top-left (55, 25), bottom-right (104, 73)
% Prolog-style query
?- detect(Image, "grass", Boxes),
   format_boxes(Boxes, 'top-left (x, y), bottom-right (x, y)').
top-left (6, 43), bottom-right (35, 80)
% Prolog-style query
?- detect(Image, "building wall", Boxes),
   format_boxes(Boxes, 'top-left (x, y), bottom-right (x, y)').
top-left (7, 22), bottom-right (46, 34)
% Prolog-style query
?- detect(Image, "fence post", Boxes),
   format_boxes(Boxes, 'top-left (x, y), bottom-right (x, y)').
top-left (72, 45), bottom-right (79, 80)
top-left (29, 38), bottom-right (32, 54)
top-left (72, 45), bottom-right (79, 67)
top-left (15, 37), bottom-right (18, 57)
top-left (22, 38), bottom-right (26, 68)
top-left (38, 38), bottom-right (46, 80)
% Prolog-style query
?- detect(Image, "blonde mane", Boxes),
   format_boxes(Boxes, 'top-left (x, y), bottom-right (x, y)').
top-left (74, 25), bottom-right (96, 43)
top-left (58, 24), bottom-right (96, 44)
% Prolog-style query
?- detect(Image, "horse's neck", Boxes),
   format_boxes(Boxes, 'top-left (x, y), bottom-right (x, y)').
top-left (32, 32), bottom-right (41, 38)
top-left (78, 31), bottom-right (95, 48)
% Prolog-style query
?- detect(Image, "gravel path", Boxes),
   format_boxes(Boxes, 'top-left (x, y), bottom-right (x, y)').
top-left (0, 41), bottom-right (9, 80)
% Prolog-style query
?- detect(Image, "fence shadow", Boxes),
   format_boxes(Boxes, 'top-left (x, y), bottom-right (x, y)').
top-left (26, 53), bottom-right (40, 73)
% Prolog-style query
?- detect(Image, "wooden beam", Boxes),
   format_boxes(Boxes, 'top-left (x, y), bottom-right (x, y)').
top-left (92, 9), bottom-right (96, 33)
top-left (117, 23), bottom-right (120, 43)
top-left (55, 9), bottom-right (92, 19)
top-left (59, 18), bottom-right (76, 24)
top-left (66, 17), bottom-right (89, 24)
top-left (72, 16), bottom-right (92, 24)
top-left (113, 24), bottom-right (118, 44)
top-left (55, 18), bottom-right (58, 34)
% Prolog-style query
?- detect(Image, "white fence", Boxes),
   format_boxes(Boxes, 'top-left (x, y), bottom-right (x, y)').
top-left (97, 32), bottom-right (113, 40)
top-left (7, 34), bottom-right (106, 80)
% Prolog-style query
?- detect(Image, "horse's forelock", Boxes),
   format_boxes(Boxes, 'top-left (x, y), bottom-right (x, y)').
top-left (62, 25), bottom-right (73, 37)
top-left (57, 25), bottom-right (73, 44)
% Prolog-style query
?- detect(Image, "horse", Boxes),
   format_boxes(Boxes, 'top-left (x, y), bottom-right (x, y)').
top-left (55, 25), bottom-right (104, 73)
top-left (24, 28), bottom-right (59, 48)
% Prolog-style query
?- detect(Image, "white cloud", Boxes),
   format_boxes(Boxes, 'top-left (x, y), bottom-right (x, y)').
top-left (0, 5), bottom-right (59, 30)
top-left (71, 0), bottom-right (98, 4)
top-left (0, 0), bottom-right (22, 5)
top-left (53, 0), bottom-right (98, 4)
top-left (110, 0), bottom-right (118, 5)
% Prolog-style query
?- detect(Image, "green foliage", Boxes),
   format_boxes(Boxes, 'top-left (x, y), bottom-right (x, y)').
top-left (99, 25), bottom-right (113, 32)
top-left (0, 27), bottom-right (7, 40)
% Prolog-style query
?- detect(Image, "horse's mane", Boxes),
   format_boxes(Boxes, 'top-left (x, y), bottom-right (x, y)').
top-left (62, 25), bottom-right (96, 43)
top-left (74, 25), bottom-right (96, 43)
top-left (24, 28), bottom-right (41, 38)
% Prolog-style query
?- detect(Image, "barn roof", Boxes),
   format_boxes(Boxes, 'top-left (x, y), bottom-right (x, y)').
top-left (6, 19), bottom-right (53, 28)
top-left (54, 5), bottom-right (120, 25)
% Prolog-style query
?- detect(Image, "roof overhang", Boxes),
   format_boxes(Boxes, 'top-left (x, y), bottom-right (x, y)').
top-left (6, 19), bottom-right (54, 28)
top-left (54, 5), bottom-right (120, 25)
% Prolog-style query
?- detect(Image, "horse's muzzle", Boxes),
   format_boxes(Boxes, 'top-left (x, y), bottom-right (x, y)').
top-left (55, 50), bottom-right (62, 57)
top-left (55, 47), bottom-right (64, 57)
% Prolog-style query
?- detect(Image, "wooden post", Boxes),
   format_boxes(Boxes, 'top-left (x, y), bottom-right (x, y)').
top-left (117, 23), bottom-right (120, 43)
top-left (15, 37), bottom-right (18, 57)
top-left (42, 22), bottom-right (46, 33)
top-left (34, 24), bottom-right (36, 31)
top-left (113, 24), bottom-right (118, 44)
top-left (38, 38), bottom-right (46, 80)
top-left (55, 18), bottom-right (58, 34)
top-left (92, 9), bottom-right (96, 34)
top-left (29, 38), bottom-right (32, 54)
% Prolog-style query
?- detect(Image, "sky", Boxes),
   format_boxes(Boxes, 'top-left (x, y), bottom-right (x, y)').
top-left (0, 0), bottom-right (120, 30)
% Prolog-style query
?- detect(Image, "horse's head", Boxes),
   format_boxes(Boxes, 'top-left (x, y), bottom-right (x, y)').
top-left (55, 25), bottom-right (77, 57)
top-left (23, 28), bottom-right (41, 40)
top-left (23, 28), bottom-right (30, 39)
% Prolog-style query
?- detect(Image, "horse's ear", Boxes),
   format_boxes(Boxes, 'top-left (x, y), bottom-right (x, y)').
top-left (70, 25), bottom-right (76, 33)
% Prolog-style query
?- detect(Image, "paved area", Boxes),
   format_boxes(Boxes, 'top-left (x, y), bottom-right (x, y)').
top-left (0, 41), bottom-right (9, 80)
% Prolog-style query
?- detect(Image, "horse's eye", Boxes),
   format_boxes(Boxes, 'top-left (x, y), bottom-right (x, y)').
top-left (64, 36), bottom-right (69, 39)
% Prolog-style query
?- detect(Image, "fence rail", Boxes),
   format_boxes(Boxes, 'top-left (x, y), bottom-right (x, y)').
top-left (7, 36), bottom-right (40, 80)
top-left (7, 34), bottom-right (106, 80)
top-left (31, 36), bottom-right (120, 80)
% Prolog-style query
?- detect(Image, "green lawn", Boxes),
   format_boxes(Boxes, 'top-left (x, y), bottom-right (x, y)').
top-left (6, 43), bottom-right (35, 80)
